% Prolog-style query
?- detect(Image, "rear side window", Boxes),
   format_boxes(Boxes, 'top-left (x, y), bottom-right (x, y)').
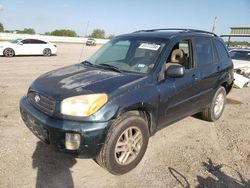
top-left (214, 39), bottom-right (229, 61)
top-left (22, 39), bottom-right (30, 44)
top-left (194, 38), bottom-right (213, 66)
top-left (30, 39), bottom-right (47, 44)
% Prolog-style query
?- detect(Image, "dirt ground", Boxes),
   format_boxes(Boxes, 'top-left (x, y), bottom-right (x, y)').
top-left (0, 43), bottom-right (250, 188)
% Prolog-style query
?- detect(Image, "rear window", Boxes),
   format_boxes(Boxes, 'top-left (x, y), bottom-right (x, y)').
top-left (214, 39), bottom-right (229, 61)
top-left (194, 38), bottom-right (214, 66)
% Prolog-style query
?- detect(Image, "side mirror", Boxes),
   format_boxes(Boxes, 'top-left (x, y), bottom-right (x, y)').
top-left (18, 42), bottom-right (23, 45)
top-left (165, 64), bottom-right (185, 78)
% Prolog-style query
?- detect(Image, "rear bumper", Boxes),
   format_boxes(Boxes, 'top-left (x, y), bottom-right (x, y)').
top-left (20, 96), bottom-right (111, 158)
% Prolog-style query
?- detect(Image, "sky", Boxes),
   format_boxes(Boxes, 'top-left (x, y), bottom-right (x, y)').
top-left (0, 0), bottom-right (250, 38)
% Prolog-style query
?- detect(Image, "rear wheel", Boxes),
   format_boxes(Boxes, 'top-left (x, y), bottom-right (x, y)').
top-left (3, 48), bottom-right (15, 57)
top-left (201, 87), bottom-right (226, 122)
top-left (43, 48), bottom-right (51, 56)
top-left (95, 111), bottom-right (149, 175)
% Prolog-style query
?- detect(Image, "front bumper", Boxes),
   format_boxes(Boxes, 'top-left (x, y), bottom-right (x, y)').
top-left (20, 96), bottom-right (111, 158)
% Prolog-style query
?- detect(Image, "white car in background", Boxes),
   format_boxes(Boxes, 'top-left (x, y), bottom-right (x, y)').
top-left (229, 48), bottom-right (250, 69)
top-left (0, 38), bottom-right (57, 57)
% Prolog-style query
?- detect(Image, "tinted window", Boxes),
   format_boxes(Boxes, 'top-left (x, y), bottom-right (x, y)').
top-left (195, 38), bottom-right (213, 66)
top-left (29, 39), bottom-right (47, 44)
top-left (22, 39), bottom-right (30, 44)
top-left (229, 50), bottom-right (250, 61)
top-left (214, 40), bottom-right (229, 61)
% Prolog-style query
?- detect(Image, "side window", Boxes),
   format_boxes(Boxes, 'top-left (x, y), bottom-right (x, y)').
top-left (36, 40), bottom-right (47, 44)
top-left (27, 39), bottom-right (47, 44)
top-left (29, 39), bottom-right (37, 44)
top-left (22, 39), bottom-right (30, 44)
top-left (166, 39), bottom-right (193, 69)
top-left (214, 39), bottom-right (229, 62)
top-left (194, 38), bottom-right (213, 66)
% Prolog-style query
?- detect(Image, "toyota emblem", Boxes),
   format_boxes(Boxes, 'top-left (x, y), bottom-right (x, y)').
top-left (34, 95), bottom-right (40, 103)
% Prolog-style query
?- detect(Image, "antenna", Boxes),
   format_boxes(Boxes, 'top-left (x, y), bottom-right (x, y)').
top-left (212, 16), bottom-right (218, 33)
top-left (78, 20), bottom-right (90, 63)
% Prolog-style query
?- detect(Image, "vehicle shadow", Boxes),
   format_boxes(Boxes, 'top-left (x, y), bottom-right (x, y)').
top-left (168, 159), bottom-right (250, 188)
top-left (196, 159), bottom-right (250, 188)
top-left (32, 141), bottom-right (77, 188)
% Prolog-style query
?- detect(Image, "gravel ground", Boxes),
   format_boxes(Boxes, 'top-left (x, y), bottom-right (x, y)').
top-left (0, 43), bottom-right (250, 188)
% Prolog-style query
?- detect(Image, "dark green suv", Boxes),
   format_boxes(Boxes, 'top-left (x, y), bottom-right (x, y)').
top-left (20, 29), bottom-right (234, 175)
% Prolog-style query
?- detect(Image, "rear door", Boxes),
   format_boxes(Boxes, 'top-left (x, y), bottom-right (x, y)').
top-left (192, 37), bottom-right (220, 105)
top-left (29, 39), bottom-right (47, 55)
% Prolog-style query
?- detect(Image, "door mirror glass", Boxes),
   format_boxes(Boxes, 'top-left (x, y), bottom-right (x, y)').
top-left (165, 64), bottom-right (185, 78)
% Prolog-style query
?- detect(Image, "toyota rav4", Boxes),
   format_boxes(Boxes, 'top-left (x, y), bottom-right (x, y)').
top-left (20, 29), bottom-right (234, 175)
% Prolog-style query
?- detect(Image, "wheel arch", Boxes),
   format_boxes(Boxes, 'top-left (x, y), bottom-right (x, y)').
top-left (221, 81), bottom-right (233, 94)
top-left (113, 103), bottom-right (156, 136)
top-left (216, 70), bottom-right (234, 95)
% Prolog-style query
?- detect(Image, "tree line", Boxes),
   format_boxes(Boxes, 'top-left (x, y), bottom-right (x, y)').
top-left (0, 22), bottom-right (115, 39)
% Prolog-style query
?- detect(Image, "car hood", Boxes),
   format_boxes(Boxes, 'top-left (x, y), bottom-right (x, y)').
top-left (31, 64), bottom-right (144, 100)
top-left (0, 41), bottom-right (12, 46)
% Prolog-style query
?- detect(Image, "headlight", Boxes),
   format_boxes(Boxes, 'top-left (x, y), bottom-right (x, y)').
top-left (61, 93), bottom-right (108, 117)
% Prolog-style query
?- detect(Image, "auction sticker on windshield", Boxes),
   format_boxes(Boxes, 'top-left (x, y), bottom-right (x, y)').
top-left (139, 43), bottom-right (161, 51)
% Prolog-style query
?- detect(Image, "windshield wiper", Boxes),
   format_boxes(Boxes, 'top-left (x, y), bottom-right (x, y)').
top-left (82, 60), bottom-right (94, 66)
top-left (98, 63), bottom-right (122, 73)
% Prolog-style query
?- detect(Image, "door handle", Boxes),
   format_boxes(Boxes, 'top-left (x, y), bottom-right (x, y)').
top-left (192, 74), bottom-right (199, 81)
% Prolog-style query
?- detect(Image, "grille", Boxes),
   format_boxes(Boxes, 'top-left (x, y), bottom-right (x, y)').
top-left (28, 91), bottom-right (56, 115)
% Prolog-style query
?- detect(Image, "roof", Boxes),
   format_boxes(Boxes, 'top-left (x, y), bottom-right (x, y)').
top-left (118, 28), bottom-right (218, 39)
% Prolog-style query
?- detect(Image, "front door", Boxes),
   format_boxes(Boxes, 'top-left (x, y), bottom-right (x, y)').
top-left (157, 39), bottom-right (202, 129)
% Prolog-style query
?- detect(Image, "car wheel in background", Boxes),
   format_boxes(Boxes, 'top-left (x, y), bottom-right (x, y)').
top-left (43, 48), bottom-right (52, 56)
top-left (201, 86), bottom-right (226, 122)
top-left (3, 48), bottom-right (15, 57)
top-left (95, 111), bottom-right (149, 175)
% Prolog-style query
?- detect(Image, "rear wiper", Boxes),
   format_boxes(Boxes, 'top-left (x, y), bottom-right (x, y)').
top-left (98, 63), bottom-right (122, 73)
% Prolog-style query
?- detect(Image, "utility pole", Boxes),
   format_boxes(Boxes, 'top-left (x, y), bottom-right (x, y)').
top-left (212, 16), bottom-right (218, 33)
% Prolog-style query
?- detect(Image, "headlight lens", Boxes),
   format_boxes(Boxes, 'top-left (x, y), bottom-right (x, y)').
top-left (61, 93), bottom-right (108, 117)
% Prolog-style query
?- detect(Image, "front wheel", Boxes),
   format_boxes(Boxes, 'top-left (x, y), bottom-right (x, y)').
top-left (3, 48), bottom-right (15, 57)
top-left (201, 87), bottom-right (226, 122)
top-left (43, 48), bottom-right (51, 56)
top-left (95, 111), bottom-right (149, 175)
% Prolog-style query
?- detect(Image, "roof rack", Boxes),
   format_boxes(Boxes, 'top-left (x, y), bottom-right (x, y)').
top-left (133, 28), bottom-right (218, 37)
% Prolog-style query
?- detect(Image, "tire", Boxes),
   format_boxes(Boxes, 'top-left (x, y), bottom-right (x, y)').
top-left (3, 48), bottom-right (15, 57)
top-left (95, 111), bottom-right (149, 175)
top-left (43, 48), bottom-right (52, 56)
top-left (201, 87), bottom-right (226, 122)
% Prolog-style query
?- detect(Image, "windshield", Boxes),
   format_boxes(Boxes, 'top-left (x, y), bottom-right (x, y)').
top-left (85, 37), bottom-right (168, 74)
top-left (229, 50), bottom-right (250, 61)
top-left (10, 38), bottom-right (23, 43)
